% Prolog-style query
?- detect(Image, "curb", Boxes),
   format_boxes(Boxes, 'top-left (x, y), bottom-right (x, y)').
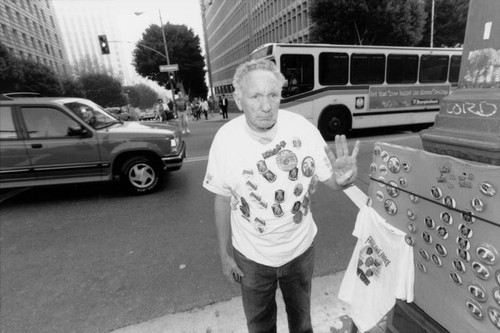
top-left (111, 271), bottom-right (353, 333)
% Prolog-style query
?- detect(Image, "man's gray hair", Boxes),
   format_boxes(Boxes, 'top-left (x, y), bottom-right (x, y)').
top-left (232, 59), bottom-right (286, 96)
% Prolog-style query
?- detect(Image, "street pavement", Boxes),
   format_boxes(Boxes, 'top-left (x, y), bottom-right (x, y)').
top-left (111, 270), bottom-right (388, 333)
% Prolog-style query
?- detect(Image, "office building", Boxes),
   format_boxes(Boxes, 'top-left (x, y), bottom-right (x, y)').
top-left (0, 0), bottom-right (70, 76)
top-left (201, 0), bottom-right (311, 96)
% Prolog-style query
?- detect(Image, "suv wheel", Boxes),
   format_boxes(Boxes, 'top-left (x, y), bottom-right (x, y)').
top-left (121, 156), bottom-right (162, 194)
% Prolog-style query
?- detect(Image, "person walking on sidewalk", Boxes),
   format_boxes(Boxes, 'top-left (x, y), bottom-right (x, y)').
top-left (203, 59), bottom-right (360, 333)
top-left (208, 96), bottom-right (215, 117)
top-left (177, 97), bottom-right (190, 134)
top-left (201, 98), bottom-right (209, 120)
top-left (219, 94), bottom-right (229, 119)
top-left (156, 98), bottom-right (168, 122)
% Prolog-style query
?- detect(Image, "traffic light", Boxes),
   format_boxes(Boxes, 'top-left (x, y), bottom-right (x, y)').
top-left (98, 34), bottom-right (110, 55)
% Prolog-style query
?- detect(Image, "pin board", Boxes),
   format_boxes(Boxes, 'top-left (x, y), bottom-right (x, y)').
top-left (367, 142), bottom-right (500, 332)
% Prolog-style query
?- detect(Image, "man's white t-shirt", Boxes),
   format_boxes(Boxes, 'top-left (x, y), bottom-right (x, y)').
top-left (338, 205), bottom-right (414, 332)
top-left (203, 110), bottom-right (333, 267)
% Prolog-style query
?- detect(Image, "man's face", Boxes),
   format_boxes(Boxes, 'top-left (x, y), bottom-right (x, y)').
top-left (234, 69), bottom-right (281, 132)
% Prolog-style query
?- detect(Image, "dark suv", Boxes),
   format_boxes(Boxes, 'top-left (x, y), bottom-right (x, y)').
top-left (0, 97), bottom-right (186, 194)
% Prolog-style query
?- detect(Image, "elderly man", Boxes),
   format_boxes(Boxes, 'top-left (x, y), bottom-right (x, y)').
top-left (203, 59), bottom-right (359, 333)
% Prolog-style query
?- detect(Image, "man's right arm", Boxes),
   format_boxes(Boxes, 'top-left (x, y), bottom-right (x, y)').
top-left (214, 194), bottom-right (244, 282)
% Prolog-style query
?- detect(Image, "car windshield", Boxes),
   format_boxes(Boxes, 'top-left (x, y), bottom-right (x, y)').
top-left (64, 100), bottom-right (120, 129)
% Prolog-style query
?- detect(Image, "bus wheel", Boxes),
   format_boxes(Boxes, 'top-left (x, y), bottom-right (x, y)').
top-left (319, 107), bottom-right (350, 140)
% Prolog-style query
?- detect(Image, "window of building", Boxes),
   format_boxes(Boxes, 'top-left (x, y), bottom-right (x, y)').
top-left (5, 5), bottom-right (12, 20)
top-left (387, 54), bottom-right (418, 84)
top-left (351, 54), bottom-right (385, 84)
top-left (319, 52), bottom-right (349, 85)
top-left (420, 55), bottom-right (449, 83)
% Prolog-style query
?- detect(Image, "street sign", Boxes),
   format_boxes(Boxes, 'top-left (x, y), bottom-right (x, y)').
top-left (159, 64), bottom-right (179, 72)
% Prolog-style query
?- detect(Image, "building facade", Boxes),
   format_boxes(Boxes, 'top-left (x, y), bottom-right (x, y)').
top-left (201, 0), bottom-right (311, 96)
top-left (52, 0), bottom-right (137, 86)
top-left (0, 0), bottom-right (70, 76)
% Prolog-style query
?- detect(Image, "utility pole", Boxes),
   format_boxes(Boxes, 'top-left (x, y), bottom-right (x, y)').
top-left (158, 9), bottom-right (176, 114)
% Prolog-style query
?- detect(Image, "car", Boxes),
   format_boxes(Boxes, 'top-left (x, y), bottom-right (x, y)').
top-left (105, 107), bottom-right (131, 121)
top-left (0, 92), bottom-right (45, 100)
top-left (0, 97), bottom-right (186, 194)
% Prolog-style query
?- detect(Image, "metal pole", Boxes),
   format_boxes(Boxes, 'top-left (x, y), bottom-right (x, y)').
top-left (430, 0), bottom-right (435, 48)
top-left (158, 9), bottom-right (176, 114)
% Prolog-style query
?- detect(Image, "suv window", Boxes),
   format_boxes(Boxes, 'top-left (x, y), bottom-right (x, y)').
top-left (22, 107), bottom-right (80, 138)
top-left (0, 106), bottom-right (18, 139)
top-left (65, 101), bottom-right (118, 129)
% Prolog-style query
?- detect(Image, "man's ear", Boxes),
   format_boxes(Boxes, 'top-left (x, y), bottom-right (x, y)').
top-left (233, 92), bottom-right (243, 111)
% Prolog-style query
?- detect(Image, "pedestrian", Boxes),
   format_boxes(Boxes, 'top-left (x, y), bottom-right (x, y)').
top-left (208, 96), bottom-right (215, 117)
top-left (167, 98), bottom-right (174, 117)
top-left (219, 94), bottom-right (229, 119)
top-left (193, 98), bottom-right (201, 121)
top-left (177, 97), bottom-right (190, 134)
top-left (203, 59), bottom-right (360, 333)
top-left (156, 98), bottom-right (168, 122)
top-left (201, 98), bottom-right (209, 120)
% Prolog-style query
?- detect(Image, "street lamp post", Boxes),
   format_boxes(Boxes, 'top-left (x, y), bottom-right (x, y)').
top-left (158, 10), bottom-right (176, 114)
top-left (135, 10), bottom-right (177, 114)
top-left (430, 0), bottom-right (435, 48)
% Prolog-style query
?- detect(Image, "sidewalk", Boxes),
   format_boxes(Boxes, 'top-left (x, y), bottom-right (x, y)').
top-left (111, 270), bottom-right (387, 333)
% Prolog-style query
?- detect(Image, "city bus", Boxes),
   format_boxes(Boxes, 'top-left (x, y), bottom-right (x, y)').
top-left (249, 43), bottom-right (462, 140)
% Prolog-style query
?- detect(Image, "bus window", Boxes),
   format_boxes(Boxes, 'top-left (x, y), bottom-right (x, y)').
top-left (420, 55), bottom-right (449, 83)
top-left (387, 54), bottom-right (418, 84)
top-left (280, 54), bottom-right (314, 97)
top-left (319, 52), bottom-right (348, 85)
top-left (351, 54), bottom-right (385, 85)
top-left (449, 55), bottom-right (462, 83)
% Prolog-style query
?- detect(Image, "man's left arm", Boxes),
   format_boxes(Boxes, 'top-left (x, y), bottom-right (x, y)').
top-left (322, 135), bottom-right (360, 191)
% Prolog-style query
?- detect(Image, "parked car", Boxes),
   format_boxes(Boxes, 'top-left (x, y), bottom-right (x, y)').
top-left (0, 97), bottom-right (186, 194)
top-left (105, 107), bottom-right (131, 121)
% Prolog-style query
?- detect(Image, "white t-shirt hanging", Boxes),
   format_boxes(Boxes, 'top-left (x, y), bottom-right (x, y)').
top-left (203, 110), bottom-right (333, 267)
top-left (338, 205), bottom-right (414, 333)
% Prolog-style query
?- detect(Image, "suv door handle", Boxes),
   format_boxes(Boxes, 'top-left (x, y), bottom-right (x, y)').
top-left (31, 143), bottom-right (43, 149)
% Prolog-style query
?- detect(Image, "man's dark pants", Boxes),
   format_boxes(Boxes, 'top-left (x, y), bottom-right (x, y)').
top-left (233, 245), bottom-right (314, 333)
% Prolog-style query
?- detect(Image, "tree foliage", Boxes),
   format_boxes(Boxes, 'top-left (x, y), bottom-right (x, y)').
top-left (0, 42), bottom-right (63, 95)
top-left (124, 83), bottom-right (158, 109)
top-left (79, 73), bottom-right (127, 107)
top-left (133, 23), bottom-right (207, 99)
top-left (309, 0), bottom-right (427, 46)
top-left (418, 0), bottom-right (469, 47)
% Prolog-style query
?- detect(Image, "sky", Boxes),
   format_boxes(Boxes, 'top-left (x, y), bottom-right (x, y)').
top-left (114, 0), bottom-right (205, 49)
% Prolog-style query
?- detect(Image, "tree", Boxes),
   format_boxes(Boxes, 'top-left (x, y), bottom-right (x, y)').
top-left (309, 0), bottom-right (426, 46)
top-left (124, 83), bottom-right (158, 109)
top-left (60, 75), bottom-right (86, 98)
top-left (0, 42), bottom-right (63, 95)
top-left (79, 73), bottom-right (127, 107)
top-left (419, 0), bottom-right (469, 47)
top-left (133, 23), bottom-right (207, 99)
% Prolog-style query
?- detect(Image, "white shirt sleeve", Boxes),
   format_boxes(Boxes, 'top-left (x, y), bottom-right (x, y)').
top-left (203, 127), bottom-right (232, 197)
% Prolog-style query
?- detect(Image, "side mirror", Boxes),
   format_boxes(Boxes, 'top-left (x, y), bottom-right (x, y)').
top-left (68, 125), bottom-right (90, 137)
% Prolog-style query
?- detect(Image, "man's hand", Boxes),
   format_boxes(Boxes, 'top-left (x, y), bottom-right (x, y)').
top-left (324, 135), bottom-right (360, 189)
top-left (220, 252), bottom-right (245, 283)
